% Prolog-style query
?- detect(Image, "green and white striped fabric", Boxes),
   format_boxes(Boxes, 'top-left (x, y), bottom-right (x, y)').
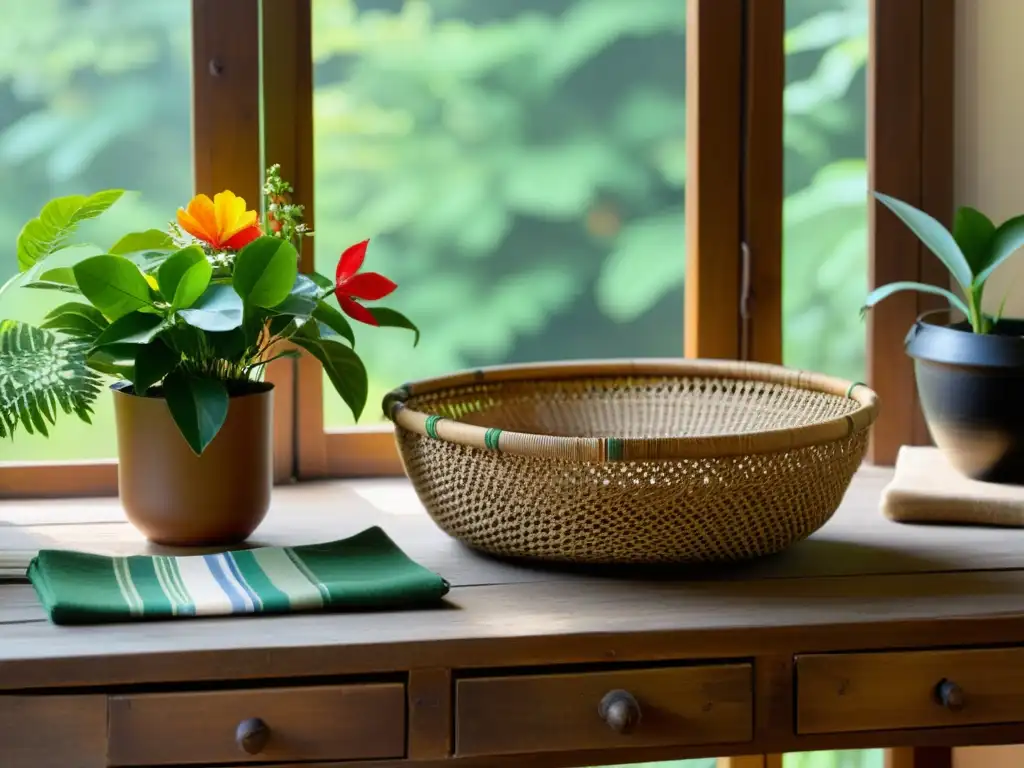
top-left (27, 527), bottom-right (450, 625)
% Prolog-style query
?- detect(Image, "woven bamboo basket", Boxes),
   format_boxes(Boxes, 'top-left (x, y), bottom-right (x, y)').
top-left (385, 359), bottom-right (878, 565)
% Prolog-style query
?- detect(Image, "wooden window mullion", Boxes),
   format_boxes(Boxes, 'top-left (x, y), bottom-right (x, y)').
top-left (192, 0), bottom-right (298, 483)
top-left (867, 0), bottom-right (955, 465)
top-left (685, 0), bottom-right (744, 360)
top-left (260, 0), bottom-right (329, 480)
top-left (742, 0), bottom-right (784, 365)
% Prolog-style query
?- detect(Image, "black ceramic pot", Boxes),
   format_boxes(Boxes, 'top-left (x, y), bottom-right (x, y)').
top-left (906, 313), bottom-right (1024, 483)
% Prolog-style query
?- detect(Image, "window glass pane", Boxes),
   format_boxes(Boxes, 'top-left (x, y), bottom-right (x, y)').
top-left (313, 0), bottom-right (686, 427)
top-left (0, 0), bottom-right (192, 462)
top-left (785, 750), bottom-right (884, 768)
top-left (782, 0), bottom-right (868, 381)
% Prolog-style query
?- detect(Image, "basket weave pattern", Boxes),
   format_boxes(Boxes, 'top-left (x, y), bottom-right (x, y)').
top-left (389, 363), bottom-right (876, 564)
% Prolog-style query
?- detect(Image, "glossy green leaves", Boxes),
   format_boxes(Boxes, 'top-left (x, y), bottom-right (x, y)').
top-left (157, 246), bottom-right (212, 311)
top-left (132, 339), bottom-right (180, 396)
top-left (178, 284), bottom-right (244, 332)
top-left (292, 323), bottom-right (368, 421)
top-left (875, 193), bottom-right (972, 290)
top-left (162, 369), bottom-right (229, 455)
top-left (41, 303), bottom-right (109, 341)
top-left (368, 307), bottom-right (420, 346)
top-left (109, 229), bottom-right (174, 256)
top-left (862, 281), bottom-right (970, 318)
top-left (233, 236), bottom-right (299, 309)
top-left (73, 255), bottom-right (154, 320)
top-left (872, 194), bottom-right (1024, 332)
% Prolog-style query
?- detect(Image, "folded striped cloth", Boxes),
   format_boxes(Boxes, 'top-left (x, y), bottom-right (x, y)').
top-left (28, 527), bottom-right (450, 625)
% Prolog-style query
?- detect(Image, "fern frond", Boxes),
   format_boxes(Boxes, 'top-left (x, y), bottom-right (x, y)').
top-left (0, 321), bottom-right (103, 439)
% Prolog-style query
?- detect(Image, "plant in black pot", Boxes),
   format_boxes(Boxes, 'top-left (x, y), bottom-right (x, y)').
top-left (865, 193), bottom-right (1024, 483)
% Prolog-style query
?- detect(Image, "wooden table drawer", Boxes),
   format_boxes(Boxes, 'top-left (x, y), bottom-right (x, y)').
top-left (1, 695), bottom-right (107, 768)
top-left (797, 647), bottom-right (1024, 734)
top-left (108, 683), bottom-right (405, 765)
top-left (455, 664), bottom-right (752, 757)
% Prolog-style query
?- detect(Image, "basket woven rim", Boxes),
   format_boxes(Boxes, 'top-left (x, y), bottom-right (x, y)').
top-left (383, 358), bottom-right (879, 462)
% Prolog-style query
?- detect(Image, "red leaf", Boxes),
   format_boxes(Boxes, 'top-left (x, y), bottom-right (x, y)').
top-left (343, 272), bottom-right (397, 301)
top-left (337, 295), bottom-right (379, 326)
top-left (336, 239), bottom-right (369, 284)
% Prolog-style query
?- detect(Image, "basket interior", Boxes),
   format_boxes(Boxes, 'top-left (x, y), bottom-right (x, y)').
top-left (404, 375), bottom-right (860, 439)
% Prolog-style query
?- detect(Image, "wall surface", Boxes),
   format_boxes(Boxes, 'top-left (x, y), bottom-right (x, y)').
top-left (948, 3), bottom-right (1024, 763)
top-left (955, 0), bottom-right (1024, 315)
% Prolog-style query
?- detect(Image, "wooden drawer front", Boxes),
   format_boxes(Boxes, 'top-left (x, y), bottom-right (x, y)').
top-left (1, 695), bottom-right (107, 768)
top-left (798, 648), bottom-right (1024, 734)
top-left (108, 683), bottom-right (405, 765)
top-left (456, 664), bottom-right (752, 757)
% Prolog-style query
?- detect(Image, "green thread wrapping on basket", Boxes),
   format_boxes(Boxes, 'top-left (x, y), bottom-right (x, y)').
top-left (606, 437), bottom-right (624, 461)
top-left (484, 428), bottom-right (502, 451)
top-left (424, 415), bottom-right (442, 440)
top-left (845, 381), bottom-right (866, 399)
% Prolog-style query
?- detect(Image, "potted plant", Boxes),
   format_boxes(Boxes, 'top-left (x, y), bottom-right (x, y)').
top-left (0, 165), bottom-right (417, 544)
top-left (865, 192), bottom-right (1024, 483)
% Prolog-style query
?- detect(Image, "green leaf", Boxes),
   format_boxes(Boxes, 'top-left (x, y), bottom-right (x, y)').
top-left (22, 282), bottom-right (80, 294)
top-left (93, 311), bottom-right (165, 347)
top-left (73, 255), bottom-right (154, 320)
top-left (16, 190), bottom-right (124, 271)
top-left (23, 266), bottom-right (81, 294)
top-left (206, 328), bottom-right (248, 361)
top-left (270, 274), bottom-right (319, 317)
top-left (233, 236), bottom-right (299, 308)
top-left (310, 271), bottom-right (335, 291)
top-left (976, 214), bottom-right (1024, 286)
top-left (862, 281), bottom-right (970, 318)
top-left (162, 370), bottom-right (229, 455)
top-left (178, 284), bottom-right (244, 332)
top-left (268, 314), bottom-right (302, 339)
top-left (874, 192), bottom-right (973, 290)
top-left (293, 325), bottom-right (367, 421)
top-left (125, 248), bottom-right (177, 273)
top-left (0, 321), bottom-right (102, 439)
top-left (311, 302), bottom-right (355, 346)
top-left (368, 307), bottom-right (420, 346)
top-left (109, 229), bottom-right (174, 255)
top-left (157, 246), bottom-right (212, 310)
top-left (132, 338), bottom-right (179, 395)
top-left (86, 348), bottom-right (135, 380)
top-left (41, 302), bottom-right (109, 341)
top-left (952, 207), bottom-right (996, 276)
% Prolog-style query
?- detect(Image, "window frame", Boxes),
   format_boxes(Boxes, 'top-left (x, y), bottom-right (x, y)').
top-left (0, 0), bottom-right (954, 496)
top-left (867, 0), bottom-right (955, 465)
top-left (297, 0), bottom-right (780, 479)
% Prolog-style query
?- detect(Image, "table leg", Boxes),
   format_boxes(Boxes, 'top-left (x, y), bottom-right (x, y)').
top-left (886, 747), bottom-right (953, 768)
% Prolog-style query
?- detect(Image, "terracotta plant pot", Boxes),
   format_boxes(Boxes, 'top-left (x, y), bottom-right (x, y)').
top-left (906, 313), bottom-right (1024, 484)
top-left (112, 382), bottom-right (274, 546)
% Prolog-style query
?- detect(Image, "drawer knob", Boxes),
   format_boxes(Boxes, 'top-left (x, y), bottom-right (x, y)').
top-left (598, 689), bottom-right (641, 734)
top-left (236, 717), bottom-right (270, 755)
top-left (936, 679), bottom-right (965, 712)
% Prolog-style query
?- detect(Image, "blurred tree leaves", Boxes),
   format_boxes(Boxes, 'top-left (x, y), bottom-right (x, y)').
top-left (0, 0), bottom-right (191, 460)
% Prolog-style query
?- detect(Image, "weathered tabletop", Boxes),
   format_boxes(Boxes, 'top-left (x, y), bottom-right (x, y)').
top-left (5, 466), bottom-right (1024, 765)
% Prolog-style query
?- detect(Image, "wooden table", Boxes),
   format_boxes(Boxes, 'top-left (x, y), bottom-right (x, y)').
top-left (4, 466), bottom-right (1024, 768)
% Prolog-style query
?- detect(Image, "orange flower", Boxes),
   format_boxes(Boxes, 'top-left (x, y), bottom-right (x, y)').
top-left (176, 191), bottom-right (262, 250)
